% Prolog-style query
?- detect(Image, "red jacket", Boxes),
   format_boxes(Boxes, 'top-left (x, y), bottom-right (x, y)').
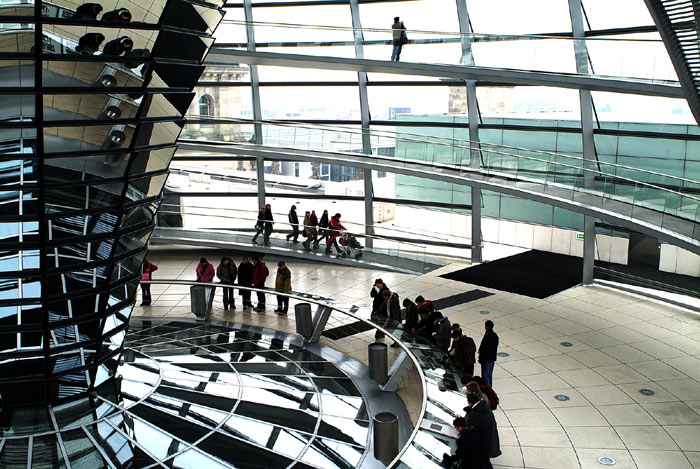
top-left (196, 262), bottom-right (215, 283)
top-left (328, 217), bottom-right (345, 243)
top-left (141, 261), bottom-right (158, 281)
top-left (252, 261), bottom-right (269, 287)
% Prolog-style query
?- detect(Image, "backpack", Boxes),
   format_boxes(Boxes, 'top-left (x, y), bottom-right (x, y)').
top-left (481, 384), bottom-right (498, 410)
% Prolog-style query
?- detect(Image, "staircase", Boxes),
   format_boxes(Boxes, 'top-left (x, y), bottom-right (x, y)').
top-left (645, 0), bottom-right (700, 125)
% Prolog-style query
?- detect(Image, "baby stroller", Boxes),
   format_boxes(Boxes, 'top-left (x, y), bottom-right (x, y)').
top-left (338, 232), bottom-right (363, 259)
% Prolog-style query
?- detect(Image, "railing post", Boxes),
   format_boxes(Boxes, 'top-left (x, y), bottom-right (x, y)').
top-left (368, 342), bottom-right (388, 383)
top-left (373, 412), bottom-right (399, 466)
top-left (305, 304), bottom-right (332, 344)
top-left (294, 303), bottom-right (313, 339)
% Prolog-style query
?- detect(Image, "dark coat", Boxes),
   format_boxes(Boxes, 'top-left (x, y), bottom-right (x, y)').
top-left (404, 302), bottom-right (419, 331)
top-left (76, 33), bottom-right (104, 55)
top-left (466, 400), bottom-right (501, 459)
top-left (378, 293), bottom-right (401, 321)
top-left (370, 283), bottom-right (390, 313)
top-left (435, 317), bottom-right (452, 354)
top-left (75, 3), bottom-right (102, 20)
top-left (319, 212), bottom-right (329, 228)
top-left (255, 211), bottom-right (264, 229)
top-left (238, 261), bottom-right (254, 285)
top-left (443, 428), bottom-right (480, 468)
top-left (478, 330), bottom-right (499, 364)
top-left (102, 37), bottom-right (132, 56)
top-left (452, 336), bottom-right (476, 371)
top-left (288, 209), bottom-right (299, 225)
top-left (216, 260), bottom-right (237, 284)
top-left (263, 208), bottom-right (274, 228)
top-left (101, 8), bottom-right (131, 22)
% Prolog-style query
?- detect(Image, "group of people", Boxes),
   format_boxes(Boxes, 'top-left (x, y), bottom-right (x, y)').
top-left (443, 373), bottom-right (501, 468)
top-left (252, 204), bottom-right (349, 255)
top-left (73, 4), bottom-right (150, 64)
top-left (367, 279), bottom-right (502, 466)
top-left (195, 256), bottom-right (293, 314)
top-left (369, 278), bottom-right (500, 388)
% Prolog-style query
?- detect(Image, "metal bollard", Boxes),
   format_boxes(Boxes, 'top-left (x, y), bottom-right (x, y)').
top-left (295, 303), bottom-right (313, 338)
top-left (368, 342), bottom-right (388, 384)
top-left (373, 412), bottom-right (399, 466)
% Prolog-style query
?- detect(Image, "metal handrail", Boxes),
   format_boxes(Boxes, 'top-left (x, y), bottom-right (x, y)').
top-left (157, 201), bottom-right (450, 243)
top-left (181, 118), bottom-right (700, 214)
top-left (155, 207), bottom-right (433, 251)
top-left (139, 279), bottom-right (428, 468)
top-left (185, 115), bottom-right (700, 191)
top-left (218, 19), bottom-right (668, 43)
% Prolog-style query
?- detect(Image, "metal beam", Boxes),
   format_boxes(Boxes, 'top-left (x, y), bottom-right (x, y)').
top-left (206, 48), bottom-right (684, 98)
top-left (178, 141), bottom-right (700, 256)
top-left (243, 0), bottom-right (265, 208)
top-left (380, 351), bottom-right (412, 392)
top-left (349, 0), bottom-right (375, 248)
top-left (456, 0), bottom-right (482, 263)
top-left (569, 0), bottom-right (596, 285)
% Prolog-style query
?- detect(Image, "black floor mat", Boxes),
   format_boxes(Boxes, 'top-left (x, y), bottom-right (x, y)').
top-left (440, 250), bottom-right (582, 299)
top-left (432, 290), bottom-right (493, 310)
top-left (322, 321), bottom-right (374, 340)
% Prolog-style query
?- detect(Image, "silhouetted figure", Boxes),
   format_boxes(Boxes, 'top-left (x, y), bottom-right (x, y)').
top-left (102, 36), bottom-right (133, 56)
top-left (74, 3), bottom-right (103, 20)
top-left (101, 8), bottom-right (132, 22)
top-left (75, 32), bottom-right (105, 55)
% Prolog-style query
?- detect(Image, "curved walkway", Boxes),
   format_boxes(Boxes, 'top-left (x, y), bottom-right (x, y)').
top-left (179, 140), bottom-right (700, 257)
top-left (151, 226), bottom-right (447, 274)
top-left (206, 48), bottom-right (683, 99)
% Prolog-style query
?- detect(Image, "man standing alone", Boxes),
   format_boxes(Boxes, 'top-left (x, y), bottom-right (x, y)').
top-left (478, 320), bottom-right (499, 387)
top-left (391, 17), bottom-right (407, 61)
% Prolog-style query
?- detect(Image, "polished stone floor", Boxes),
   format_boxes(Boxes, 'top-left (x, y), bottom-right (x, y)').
top-left (136, 246), bottom-right (700, 469)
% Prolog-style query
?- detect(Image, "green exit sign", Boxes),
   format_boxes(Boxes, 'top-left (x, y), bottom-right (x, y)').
top-left (576, 233), bottom-right (584, 240)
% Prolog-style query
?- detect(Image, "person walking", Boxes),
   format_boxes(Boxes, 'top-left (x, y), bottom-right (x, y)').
top-left (263, 204), bottom-right (274, 245)
top-left (326, 213), bottom-right (344, 254)
top-left (478, 320), bottom-right (499, 388)
top-left (238, 256), bottom-right (254, 309)
top-left (252, 256), bottom-right (269, 311)
top-left (216, 257), bottom-right (237, 311)
top-left (140, 257), bottom-right (158, 306)
top-left (274, 261), bottom-right (292, 314)
top-left (318, 209), bottom-right (329, 245)
top-left (309, 210), bottom-right (319, 248)
top-left (391, 17), bottom-right (407, 61)
top-left (251, 207), bottom-right (265, 244)
top-left (196, 258), bottom-right (215, 283)
top-left (302, 211), bottom-right (313, 250)
top-left (286, 205), bottom-right (300, 243)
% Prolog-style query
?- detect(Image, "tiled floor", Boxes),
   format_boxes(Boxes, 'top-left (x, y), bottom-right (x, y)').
top-left (135, 246), bottom-right (700, 469)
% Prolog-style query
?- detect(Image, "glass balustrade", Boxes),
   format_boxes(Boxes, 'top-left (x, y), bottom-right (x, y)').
top-left (212, 20), bottom-right (679, 84)
top-left (179, 118), bottom-right (700, 246)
